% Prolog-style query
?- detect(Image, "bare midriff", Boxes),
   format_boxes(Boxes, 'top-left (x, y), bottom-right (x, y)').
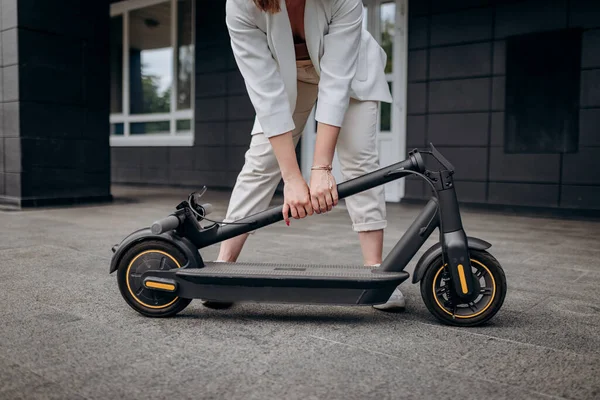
top-left (286, 0), bottom-right (309, 60)
top-left (294, 42), bottom-right (310, 61)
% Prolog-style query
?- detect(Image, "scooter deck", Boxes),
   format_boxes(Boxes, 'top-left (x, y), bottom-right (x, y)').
top-left (150, 262), bottom-right (410, 305)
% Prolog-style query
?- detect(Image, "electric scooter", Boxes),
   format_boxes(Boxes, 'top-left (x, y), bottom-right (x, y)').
top-left (109, 144), bottom-right (507, 327)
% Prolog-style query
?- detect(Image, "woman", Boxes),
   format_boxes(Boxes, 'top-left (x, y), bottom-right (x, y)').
top-left (214, 0), bottom-right (404, 310)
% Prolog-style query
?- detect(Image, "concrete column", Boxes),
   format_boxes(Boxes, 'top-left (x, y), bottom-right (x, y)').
top-left (0, 0), bottom-right (111, 208)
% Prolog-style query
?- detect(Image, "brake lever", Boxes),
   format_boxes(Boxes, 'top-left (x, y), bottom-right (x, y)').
top-left (194, 186), bottom-right (207, 200)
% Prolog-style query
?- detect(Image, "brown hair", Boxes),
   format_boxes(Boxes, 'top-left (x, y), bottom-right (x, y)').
top-left (252, 0), bottom-right (281, 13)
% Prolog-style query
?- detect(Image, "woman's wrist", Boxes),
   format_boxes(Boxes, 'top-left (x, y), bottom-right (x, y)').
top-left (312, 151), bottom-right (334, 167)
top-left (313, 122), bottom-right (339, 168)
top-left (312, 158), bottom-right (333, 167)
top-left (268, 131), bottom-right (304, 184)
top-left (282, 168), bottom-right (303, 183)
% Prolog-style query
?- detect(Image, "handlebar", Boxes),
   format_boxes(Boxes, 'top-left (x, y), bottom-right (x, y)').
top-left (151, 203), bottom-right (214, 235)
top-left (151, 215), bottom-right (180, 235)
top-left (201, 203), bottom-right (214, 216)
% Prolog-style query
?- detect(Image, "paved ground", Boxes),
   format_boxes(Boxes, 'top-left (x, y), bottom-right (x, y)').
top-left (1, 185), bottom-right (599, 400)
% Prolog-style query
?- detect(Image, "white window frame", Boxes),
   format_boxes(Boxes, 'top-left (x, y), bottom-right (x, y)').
top-left (110, 0), bottom-right (195, 147)
top-left (364, 0), bottom-right (408, 201)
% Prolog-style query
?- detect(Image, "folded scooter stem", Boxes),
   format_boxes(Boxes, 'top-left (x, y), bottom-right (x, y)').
top-left (378, 197), bottom-right (439, 273)
top-left (188, 157), bottom-right (421, 249)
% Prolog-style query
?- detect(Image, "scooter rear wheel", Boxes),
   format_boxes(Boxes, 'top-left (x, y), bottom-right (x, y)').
top-left (420, 250), bottom-right (506, 327)
top-left (117, 240), bottom-right (192, 317)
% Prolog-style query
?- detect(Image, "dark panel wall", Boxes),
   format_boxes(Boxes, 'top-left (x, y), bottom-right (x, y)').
top-left (109, 0), bottom-right (599, 211)
top-left (0, 0), bottom-right (111, 207)
top-left (111, 0), bottom-right (251, 189)
top-left (406, 0), bottom-right (600, 210)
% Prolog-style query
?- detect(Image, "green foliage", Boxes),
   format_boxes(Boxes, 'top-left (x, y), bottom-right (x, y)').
top-left (177, 46), bottom-right (194, 109)
top-left (381, 20), bottom-right (394, 74)
top-left (141, 74), bottom-right (170, 114)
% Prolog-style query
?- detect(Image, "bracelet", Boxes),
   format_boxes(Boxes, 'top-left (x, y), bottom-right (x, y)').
top-left (311, 165), bottom-right (332, 171)
top-left (311, 165), bottom-right (333, 190)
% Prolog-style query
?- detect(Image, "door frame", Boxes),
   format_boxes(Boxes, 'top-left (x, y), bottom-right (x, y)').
top-left (300, 0), bottom-right (409, 202)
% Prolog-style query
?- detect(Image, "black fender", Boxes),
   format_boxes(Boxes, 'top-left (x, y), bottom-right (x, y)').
top-left (411, 237), bottom-right (491, 284)
top-left (109, 228), bottom-right (203, 274)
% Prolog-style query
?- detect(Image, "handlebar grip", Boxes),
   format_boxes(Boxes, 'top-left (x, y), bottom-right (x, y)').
top-left (151, 215), bottom-right (180, 235)
top-left (201, 203), bottom-right (213, 216)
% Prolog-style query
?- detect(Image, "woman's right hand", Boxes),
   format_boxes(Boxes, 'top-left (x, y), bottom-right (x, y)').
top-left (282, 174), bottom-right (314, 226)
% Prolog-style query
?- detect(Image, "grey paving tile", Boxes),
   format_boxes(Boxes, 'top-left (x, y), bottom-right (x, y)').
top-left (448, 340), bottom-right (600, 399)
top-left (0, 382), bottom-right (86, 400)
top-left (0, 185), bottom-right (599, 400)
top-left (0, 356), bottom-right (50, 394)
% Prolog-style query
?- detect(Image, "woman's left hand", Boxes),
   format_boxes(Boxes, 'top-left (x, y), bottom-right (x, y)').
top-left (309, 169), bottom-right (339, 214)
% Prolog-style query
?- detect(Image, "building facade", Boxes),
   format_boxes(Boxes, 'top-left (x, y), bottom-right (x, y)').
top-left (404, 0), bottom-right (600, 210)
top-left (0, 0), bottom-right (111, 207)
top-left (1, 0), bottom-right (599, 211)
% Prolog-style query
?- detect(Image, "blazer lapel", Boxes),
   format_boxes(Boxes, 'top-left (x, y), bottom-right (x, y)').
top-left (267, 1), bottom-right (296, 81)
top-left (304, 0), bottom-right (322, 74)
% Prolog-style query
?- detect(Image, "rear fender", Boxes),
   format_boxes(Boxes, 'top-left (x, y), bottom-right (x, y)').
top-left (109, 228), bottom-right (203, 274)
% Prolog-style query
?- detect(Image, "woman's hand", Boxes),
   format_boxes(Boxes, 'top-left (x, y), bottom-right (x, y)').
top-left (266, 131), bottom-right (313, 225)
top-left (309, 168), bottom-right (339, 214)
top-left (310, 122), bottom-right (340, 214)
top-left (282, 174), bottom-right (314, 225)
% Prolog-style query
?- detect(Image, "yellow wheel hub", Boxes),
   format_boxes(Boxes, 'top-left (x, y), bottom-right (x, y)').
top-left (432, 259), bottom-right (496, 319)
top-left (126, 250), bottom-right (181, 309)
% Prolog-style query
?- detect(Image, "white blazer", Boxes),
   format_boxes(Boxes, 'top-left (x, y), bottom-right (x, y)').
top-left (225, 0), bottom-right (393, 138)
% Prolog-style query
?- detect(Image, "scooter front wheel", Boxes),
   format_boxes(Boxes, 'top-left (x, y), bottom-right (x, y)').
top-left (117, 240), bottom-right (192, 317)
top-left (420, 250), bottom-right (506, 327)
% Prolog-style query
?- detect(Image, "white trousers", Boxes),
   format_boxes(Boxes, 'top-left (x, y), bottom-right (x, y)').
top-left (225, 61), bottom-right (387, 232)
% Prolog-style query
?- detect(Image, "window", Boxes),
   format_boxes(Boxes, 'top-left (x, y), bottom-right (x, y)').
top-left (380, 1), bottom-right (395, 75)
top-left (110, 0), bottom-right (195, 147)
top-left (505, 29), bottom-right (582, 154)
top-left (379, 1), bottom-right (395, 132)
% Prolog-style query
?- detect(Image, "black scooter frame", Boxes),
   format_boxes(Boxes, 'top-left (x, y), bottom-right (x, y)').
top-left (111, 143), bottom-right (481, 304)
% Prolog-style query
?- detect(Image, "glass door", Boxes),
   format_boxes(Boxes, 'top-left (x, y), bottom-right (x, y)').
top-left (301, 0), bottom-right (408, 202)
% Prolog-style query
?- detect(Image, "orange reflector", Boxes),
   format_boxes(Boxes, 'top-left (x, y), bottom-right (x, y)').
top-left (145, 281), bottom-right (176, 292)
top-left (457, 264), bottom-right (468, 294)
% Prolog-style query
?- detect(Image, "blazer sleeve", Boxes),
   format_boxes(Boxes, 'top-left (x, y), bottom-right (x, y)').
top-left (225, 0), bottom-right (295, 138)
top-left (315, 0), bottom-right (363, 128)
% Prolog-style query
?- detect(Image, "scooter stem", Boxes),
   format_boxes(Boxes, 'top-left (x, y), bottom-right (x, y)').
top-left (184, 155), bottom-right (424, 249)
